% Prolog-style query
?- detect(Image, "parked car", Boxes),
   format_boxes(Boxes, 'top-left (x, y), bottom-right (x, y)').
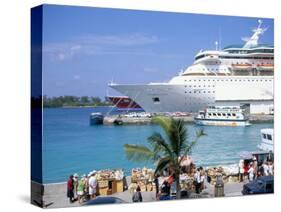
top-left (242, 176), bottom-right (274, 195)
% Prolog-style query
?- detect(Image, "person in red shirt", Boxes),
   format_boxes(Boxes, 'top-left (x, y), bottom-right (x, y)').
top-left (67, 175), bottom-right (74, 203)
top-left (243, 163), bottom-right (249, 180)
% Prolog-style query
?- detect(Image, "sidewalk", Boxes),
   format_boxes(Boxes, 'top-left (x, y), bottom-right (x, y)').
top-left (37, 180), bottom-right (244, 208)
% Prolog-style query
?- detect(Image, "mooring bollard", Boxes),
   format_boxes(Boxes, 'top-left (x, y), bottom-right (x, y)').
top-left (214, 173), bottom-right (224, 197)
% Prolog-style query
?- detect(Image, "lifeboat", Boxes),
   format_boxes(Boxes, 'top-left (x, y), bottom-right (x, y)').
top-left (231, 63), bottom-right (252, 70)
top-left (256, 63), bottom-right (274, 71)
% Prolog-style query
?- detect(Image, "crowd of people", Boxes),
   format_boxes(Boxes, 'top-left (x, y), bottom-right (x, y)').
top-left (142, 166), bottom-right (207, 201)
top-left (66, 171), bottom-right (98, 204)
top-left (67, 156), bottom-right (273, 204)
top-left (238, 156), bottom-right (274, 182)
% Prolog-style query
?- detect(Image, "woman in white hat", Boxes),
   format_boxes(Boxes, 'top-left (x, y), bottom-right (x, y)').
top-left (88, 171), bottom-right (97, 199)
top-left (73, 173), bottom-right (79, 200)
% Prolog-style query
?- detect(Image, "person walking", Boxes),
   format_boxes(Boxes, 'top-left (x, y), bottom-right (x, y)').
top-left (67, 175), bottom-right (74, 203)
top-left (253, 157), bottom-right (258, 180)
top-left (200, 168), bottom-right (205, 192)
top-left (243, 162), bottom-right (249, 180)
top-left (159, 180), bottom-right (171, 200)
top-left (257, 161), bottom-right (264, 177)
top-left (154, 174), bottom-right (160, 199)
top-left (194, 168), bottom-right (201, 194)
top-left (132, 185), bottom-right (143, 202)
top-left (263, 162), bottom-right (269, 176)
top-left (268, 161), bottom-right (274, 176)
top-left (248, 163), bottom-right (254, 182)
top-left (77, 174), bottom-right (86, 204)
top-left (239, 159), bottom-right (244, 182)
top-left (88, 171), bottom-right (97, 199)
top-left (73, 173), bottom-right (79, 201)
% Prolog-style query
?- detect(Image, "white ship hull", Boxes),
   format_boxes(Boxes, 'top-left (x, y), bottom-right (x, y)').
top-left (194, 119), bottom-right (250, 127)
top-left (110, 76), bottom-right (273, 113)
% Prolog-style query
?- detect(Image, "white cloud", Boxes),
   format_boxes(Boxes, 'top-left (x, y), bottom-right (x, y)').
top-left (78, 33), bottom-right (159, 46)
top-left (70, 45), bottom-right (81, 51)
top-left (43, 33), bottom-right (160, 61)
top-left (73, 75), bottom-right (81, 80)
top-left (58, 53), bottom-right (66, 61)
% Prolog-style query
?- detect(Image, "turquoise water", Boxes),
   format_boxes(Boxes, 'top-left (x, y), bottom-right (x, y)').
top-left (43, 107), bottom-right (273, 183)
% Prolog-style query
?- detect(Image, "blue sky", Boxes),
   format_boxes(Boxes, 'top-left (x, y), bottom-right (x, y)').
top-left (42, 5), bottom-right (274, 98)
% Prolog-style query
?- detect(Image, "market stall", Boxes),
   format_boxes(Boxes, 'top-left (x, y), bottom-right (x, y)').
top-left (130, 167), bottom-right (155, 192)
top-left (95, 169), bottom-right (124, 195)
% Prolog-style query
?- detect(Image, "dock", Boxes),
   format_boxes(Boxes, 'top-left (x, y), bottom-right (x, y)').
top-left (248, 114), bottom-right (274, 123)
top-left (103, 115), bottom-right (194, 125)
top-left (102, 114), bottom-right (273, 125)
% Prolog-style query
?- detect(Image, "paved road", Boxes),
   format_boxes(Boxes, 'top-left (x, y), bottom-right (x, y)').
top-left (36, 181), bottom-right (244, 208)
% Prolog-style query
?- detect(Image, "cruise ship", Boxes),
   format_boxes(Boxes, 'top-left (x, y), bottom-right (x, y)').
top-left (109, 20), bottom-right (274, 114)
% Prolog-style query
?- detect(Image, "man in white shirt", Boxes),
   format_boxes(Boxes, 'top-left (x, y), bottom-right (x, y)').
top-left (88, 171), bottom-right (97, 199)
top-left (268, 161), bottom-right (273, 176)
top-left (239, 159), bottom-right (244, 182)
top-left (248, 163), bottom-right (254, 181)
top-left (194, 168), bottom-right (201, 194)
top-left (263, 162), bottom-right (269, 176)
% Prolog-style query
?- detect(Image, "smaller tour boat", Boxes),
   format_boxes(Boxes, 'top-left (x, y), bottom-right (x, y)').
top-left (89, 112), bottom-right (104, 125)
top-left (194, 106), bottom-right (251, 126)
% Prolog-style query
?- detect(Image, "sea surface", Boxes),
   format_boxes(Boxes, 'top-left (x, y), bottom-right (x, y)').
top-left (43, 107), bottom-right (273, 183)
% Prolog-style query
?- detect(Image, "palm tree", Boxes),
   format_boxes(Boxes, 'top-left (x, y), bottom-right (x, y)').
top-left (124, 116), bottom-right (206, 199)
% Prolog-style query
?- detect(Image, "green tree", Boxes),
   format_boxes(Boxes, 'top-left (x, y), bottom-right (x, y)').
top-left (91, 97), bottom-right (101, 105)
top-left (81, 96), bottom-right (90, 104)
top-left (124, 116), bottom-right (206, 199)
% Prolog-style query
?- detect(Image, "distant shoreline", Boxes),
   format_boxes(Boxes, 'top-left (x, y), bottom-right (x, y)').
top-left (43, 105), bottom-right (113, 108)
top-left (50, 105), bottom-right (113, 108)
top-left (42, 95), bottom-right (113, 108)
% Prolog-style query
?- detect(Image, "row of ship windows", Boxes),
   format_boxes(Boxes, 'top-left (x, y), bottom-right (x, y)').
top-left (220, 56), bottom-right (274, 60)
top-left (190, 68), bottom-right (227, 71)
top-left (185, 85), bottom-right (214, 88)
top-left (185, 91), bottom-right (215, 94)
top-left (184, 79), bottom-right (273, 82)
top-left (187, 97), bottom-right (214, 99)
top-left (185, 101), bottom-right (213, 105)
top-left (152, 97), bottom-right (214, 103)
top-left (195, 55), bottom-right (273, 61)
top-left (208, 113), bottom-right (236, 117)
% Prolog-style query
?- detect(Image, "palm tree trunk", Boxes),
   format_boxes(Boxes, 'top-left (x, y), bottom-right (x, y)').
top-left (175, 170), bottom-right (181, 199)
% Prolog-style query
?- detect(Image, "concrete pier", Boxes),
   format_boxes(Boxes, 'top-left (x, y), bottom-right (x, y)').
top-left (102, 114), bottom-right (273, 125)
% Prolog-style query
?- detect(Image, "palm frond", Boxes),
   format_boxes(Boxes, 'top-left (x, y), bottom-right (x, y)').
top-left (178, 119), bottom-right (188, 152)
top-left (196, 128), bottom-right (207, 137)
top-left (182, 140), bottom-right (197, 157)
top-left (147, 133), bottom-right (166, 154)
top-left (147, 132), bottom-right (173, 158)
top-left (124, 144), bottom-right (154, 162)
top-left (154, 156), bottom-right (173, 175)
top-left (183, 129), bottom-right (206, 156)
top-left (151, 116), bottom-right (172, 137)
top-left (168, 119), bottom-right (187, 156)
